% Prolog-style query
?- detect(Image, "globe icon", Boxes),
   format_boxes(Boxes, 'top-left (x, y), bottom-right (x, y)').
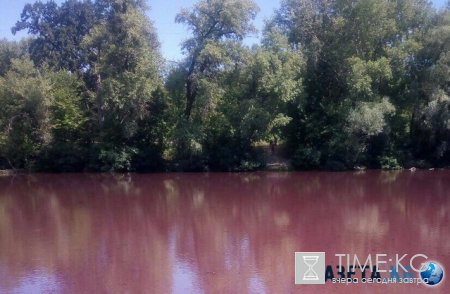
top-left (420, 262), bottom-right (444, 285)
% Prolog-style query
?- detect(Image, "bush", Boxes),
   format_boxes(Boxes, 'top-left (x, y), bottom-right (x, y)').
top-left (323, 160), bottom-right (347, 171)
top-left (378, 156), bottom-right (402, 170)
top-left (132, 148), bottom-right (166, 172)
top-left (172, 155), bottom-right (208, 172)
top-left (36, 143), bottom-right (88, 172)
top-left (94, 145), bottom-right (138, 172)
top-left (239, 158), bottom-right (265, 171)
top-left (291, 146), bottom-right (321, 170)
top-left (203, 141), bottom-right (266, 171)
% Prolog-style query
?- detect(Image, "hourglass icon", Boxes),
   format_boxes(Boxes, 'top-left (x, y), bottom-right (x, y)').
top-left (295, 252), bottom-right (325, 284)
top-left (303, 256), bottom-right (319, 280)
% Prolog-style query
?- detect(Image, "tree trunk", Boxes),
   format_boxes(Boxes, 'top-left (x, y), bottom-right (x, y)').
top-left (184, 48), bottom-right (202, 119)
top-left (185, 76), bottom-right (195, 118)
top-left (5, 155), bottom-right (16, 171)
top-left (96, 73), bottom-right (104, 129)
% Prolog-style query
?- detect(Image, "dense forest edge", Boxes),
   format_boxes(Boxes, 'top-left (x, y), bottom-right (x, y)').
top-left (1, 0), bottom-right (450, 172)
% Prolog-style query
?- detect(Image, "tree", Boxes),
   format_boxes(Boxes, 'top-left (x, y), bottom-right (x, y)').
top-left (0, 38), bottom-right (30, 76)
top-left (81, 0), bottom-right (164, 171)
top-left (203, 40), bottom-right (304, 170)
top-left (12, 0), bottom-right (97, 73)
top-left (0, 57), bottom-right (53, 169)
top-left (273, 0), bottom-right (433, 169)
top-left (175, 0), bottom-right (259, 118)
top-left (6, 0), bottom-right (166, 172)
top-left (164, 26), bottom-right (304, 170)
top-left (411, 7), bottom-right (450, 165)
top-left (83, 0), bottom-right (162, 135)
top-left (34, 70), bottom-right (91, 172)
top-left (3, 0), bottom-right (447, 171)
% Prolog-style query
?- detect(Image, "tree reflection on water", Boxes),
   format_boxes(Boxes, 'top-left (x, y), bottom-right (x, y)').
top-left (0, 171), bottom-right (448, 293)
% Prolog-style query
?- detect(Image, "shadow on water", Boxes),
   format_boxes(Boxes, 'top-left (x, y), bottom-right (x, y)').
top-left (0, 171), bottom-right (449, 293)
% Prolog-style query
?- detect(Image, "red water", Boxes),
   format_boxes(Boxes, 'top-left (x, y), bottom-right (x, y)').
top-left (0, 171), bottom-right (448, 293)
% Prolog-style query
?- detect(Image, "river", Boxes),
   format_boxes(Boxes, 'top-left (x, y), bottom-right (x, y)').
top-left (0, 171), bottom-right (448, 293)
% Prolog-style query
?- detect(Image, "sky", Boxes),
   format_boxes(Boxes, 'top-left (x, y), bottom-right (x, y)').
top-left (0, 0), bottom-right (447, 61)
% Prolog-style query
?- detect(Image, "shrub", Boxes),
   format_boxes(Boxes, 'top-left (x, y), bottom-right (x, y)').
top-left (378, 156), bottom-right (402, 170)
top-left (95, 145), bottom-right (138, 172)
top-left (36, 143), bottom-right (88, 172)
top-left (132, 148), bottom-right (166, 172)
top-left (291, 146), bottom-right (321, 169)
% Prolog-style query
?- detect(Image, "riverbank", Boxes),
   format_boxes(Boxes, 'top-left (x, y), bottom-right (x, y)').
top-left (0, 169), bottom-right (18, 176)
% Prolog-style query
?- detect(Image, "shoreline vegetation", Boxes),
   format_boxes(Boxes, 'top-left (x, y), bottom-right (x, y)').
top-left (0, 141), bottom-right (445, 174)
top-left (2, 0), bottom-right (450, 173)
top-left (0, 166), bottom-right (445, 175)
top-left (0, 142), bottom-right (446, 174)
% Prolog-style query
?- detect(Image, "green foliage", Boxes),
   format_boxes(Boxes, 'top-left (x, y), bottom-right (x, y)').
top-left (278, 0), bottom-right (437, 170)
top-left (175, 0), bottom-right (259, 117)
top-left (2, 0), bottom-right (450, 172)
top-left (347, 98), bottom-right (395, 137)
top-left (36, 143), bottom-right (89, 172)
top-left (0, 38), bottom-right (29, 76)
top-left (0, 56), bottom-right (53, 169)
top-left (291, 146), bottom-right (321, 170)
top-left (82, 0), bottom-right (163, 144)
top-left (175, 0), bottom-right (259, 46)
top-left (378, 156), bottom-right (402, 170)
top-left (32, 71), bottom-right (91, 171)
top-left (132, 147), bottom-right (165, 172)
top-left (50, 71), bottom-right (88, 142)
top-left (95, 145), bottom-right (138, 172)
top-left (12, 0), bottom-right (97, 72)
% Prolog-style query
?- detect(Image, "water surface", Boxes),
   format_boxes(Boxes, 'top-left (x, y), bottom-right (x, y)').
top-left (0, 171), bottom-right (448, 293)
